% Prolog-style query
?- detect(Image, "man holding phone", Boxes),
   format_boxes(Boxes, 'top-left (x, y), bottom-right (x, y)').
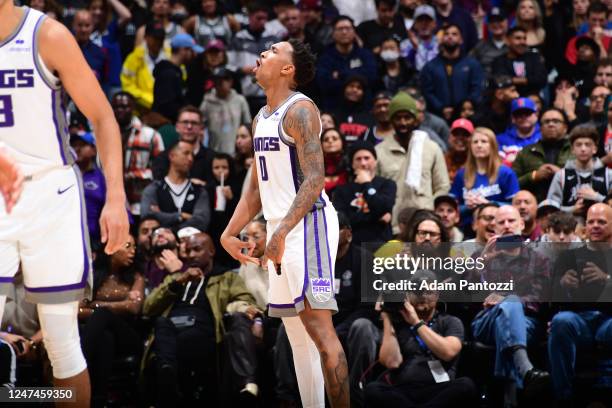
top-left (549, 203), bottom-right (612, 405)
top-left (470, 206), bottom-right (551, 396)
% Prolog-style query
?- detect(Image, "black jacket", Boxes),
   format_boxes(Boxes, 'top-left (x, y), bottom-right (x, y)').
top-left (332, 175), bottom-right (396, 246)
top-left (152, 60), bottom-right (185, 123)
top-left (491, 51), bottom-right (547, 96)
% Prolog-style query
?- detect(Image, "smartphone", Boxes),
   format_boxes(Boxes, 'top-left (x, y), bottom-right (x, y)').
top-left (15, 341), bottom-right (25, 354)
top-left (496, 234), bottom-right (523, 249)
top-left (575, 256), bottom-right (587, 284)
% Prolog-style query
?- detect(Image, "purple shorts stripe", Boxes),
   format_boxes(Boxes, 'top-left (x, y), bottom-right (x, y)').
top-left (268, 303), bottom-right (296, 308)
top-left (294, 216), bottom-right (309, 304)
top-left (321, 209), bottom-right (334, 292)
top-left (312, 210), bottom-right (323, 278)
top-left (0, 278), bottom-right (14, 283)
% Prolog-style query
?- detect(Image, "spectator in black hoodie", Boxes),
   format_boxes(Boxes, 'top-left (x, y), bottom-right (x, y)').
top-left (152, 33), bottom-right (203, 122)
top-left (332, 141), bottom-right (396, 246)
top-left (333, 74), bottom-right (374, 145)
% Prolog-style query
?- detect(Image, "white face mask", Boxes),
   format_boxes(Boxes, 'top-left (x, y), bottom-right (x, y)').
top-left (380, 49), bottom-right (400, 62)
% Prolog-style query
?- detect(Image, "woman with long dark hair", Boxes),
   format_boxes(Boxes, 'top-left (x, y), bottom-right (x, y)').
top-left (79, 235), bottom-right (145, 408)
top-left (321, 128), bottom-right (349, 196)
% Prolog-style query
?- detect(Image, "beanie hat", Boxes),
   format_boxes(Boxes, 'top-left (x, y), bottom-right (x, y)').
top-left (349, 140), bottom-right (377, 162)
top-left (388, 92), bottom-right (419, 119)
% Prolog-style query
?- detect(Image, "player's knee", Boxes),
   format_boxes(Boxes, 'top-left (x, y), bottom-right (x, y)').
top-left (37, 302), bottom-right (86, 379)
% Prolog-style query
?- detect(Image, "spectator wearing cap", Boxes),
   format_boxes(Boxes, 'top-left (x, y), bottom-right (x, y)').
top-left (535, 199), bottom-right (561, 234)
top-left (420, 24), bottom-right (484, 121)
top-left (491, 27), bottom-right (547, 96)
top-left (333, 75), bottom-right (374, 145)
top-left (227, 1), bottom-right (281, 115)
top-left (435, 195), bottom-right (463, 242)
top-left (152, 33), bottom-right (203, 123)
top-left (112, 91), bottom-right (165, 215)
top-left (472, 75), bottom-right (519, 135)
top-left (547, 125), bottom-right (612, 214)
top-left (450, 127), bottom-right (519, 229)
top-left (333, 141), bottom-right (396, 246)
top-left (182, 0), bottom-right (240, 47)
top-left (565, 1), bottom-right (611, 66)
top-left (379, 37), bottom-right (417, 94)
top-left (469, 7), bottom-right (508, 76)
top-left (363, 92), bottom-right (394, 145)
top-left (121, 22), bottom-right (170, 110)
top-left (200, 68), bottom-right (251, 155)
top-left (356, 0), bottom-right (408, 54)
top-left (376, 92), bottom-right (449, 231)
top-left (432, 0), bottom-right (479, 52)
top-left (496, 97), bottom-right (542, 166)
top-left (316, 15), bottom-right (378, 111)
top-left (71, 132), bottom-right (106, 247)
top-left (186, 39), bottom-right (233, 107)
top-left (299, 0), bottom-right (334, 47)
top-left (446, 118), bottom-right (473, 181)
top-left (401, 4), bottom-right (439, 71)
top-left (134, 0), bottom-right (184, 48)
top-left (512, 108), bottom-right (572, 202)
top-left (73, 10), bottom-right (109, 86)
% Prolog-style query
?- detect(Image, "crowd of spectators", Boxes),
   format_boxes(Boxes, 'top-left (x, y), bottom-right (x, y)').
top-left (1, 0), bottom-right (612, 407)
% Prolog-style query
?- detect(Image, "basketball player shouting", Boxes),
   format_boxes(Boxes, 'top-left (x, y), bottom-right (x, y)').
top-left (0, 1), bottom-right (129, 406)
top-left (221, 39), bottom-right (349, 407)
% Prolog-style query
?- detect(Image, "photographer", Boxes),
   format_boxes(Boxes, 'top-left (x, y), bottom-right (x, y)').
top-left (364, 271), bottom-right (476, 408)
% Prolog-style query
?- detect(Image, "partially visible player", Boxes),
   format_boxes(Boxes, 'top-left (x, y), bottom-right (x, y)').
top-left (0, 147), bottom-right (23, 213)
top-left (0, 1), bottom-right (129, 406)
top-left (221, 39), bottom-right (349, 407)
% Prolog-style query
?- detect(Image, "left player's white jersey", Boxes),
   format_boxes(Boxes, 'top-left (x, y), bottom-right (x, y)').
top-left (0, 7), bottom-right (73, 176)
top-left (254, 92), bottom-right (331, 222)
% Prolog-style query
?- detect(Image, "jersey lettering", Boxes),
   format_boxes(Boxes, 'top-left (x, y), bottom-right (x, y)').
top-left (0, 69), bottom-right (35, 88)
top-left (253, 136), bottom-right (280, 152)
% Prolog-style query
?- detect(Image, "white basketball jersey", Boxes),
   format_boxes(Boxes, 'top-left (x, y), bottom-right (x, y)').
top-left (0, 7), bottom-right (73, 176)
top-left (254, 92), bottom-right (330, 221)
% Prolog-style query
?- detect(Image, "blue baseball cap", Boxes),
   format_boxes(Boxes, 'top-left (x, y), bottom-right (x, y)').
top-left (170, 33), bottom-right (204, 54)
top-left (511, 97), bottom-right (537, 114)
top-left (71, 132), bottom-right (96, 146)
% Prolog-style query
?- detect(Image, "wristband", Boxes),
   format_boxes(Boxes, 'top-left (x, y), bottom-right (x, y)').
top-left (411, 320), bottom-right (426, 331)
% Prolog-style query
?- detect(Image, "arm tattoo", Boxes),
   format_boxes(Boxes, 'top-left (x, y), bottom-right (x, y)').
top-left (279, 103), bottom-right (324, 235)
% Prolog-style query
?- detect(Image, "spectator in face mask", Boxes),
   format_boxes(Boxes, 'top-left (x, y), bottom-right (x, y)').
top-left (379, 37), bottom-right (417, 95)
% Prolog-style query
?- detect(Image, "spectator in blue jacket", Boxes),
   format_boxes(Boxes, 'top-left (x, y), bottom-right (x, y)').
top-left (497, 97), bottom-right (542, 166)
top-left (420, 24), bottom-right (484, 121)
top-left (316, 15), bottom-right (378, 111)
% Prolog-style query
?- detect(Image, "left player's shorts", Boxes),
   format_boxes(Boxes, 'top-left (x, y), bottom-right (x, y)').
top-left (267, 206), bottom-right (339, 318)
top-left (0, 165), bottom-right (92, 304)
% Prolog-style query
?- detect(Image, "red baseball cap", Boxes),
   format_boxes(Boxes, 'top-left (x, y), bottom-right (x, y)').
top-left (450, 118), bottom-right (474, 134)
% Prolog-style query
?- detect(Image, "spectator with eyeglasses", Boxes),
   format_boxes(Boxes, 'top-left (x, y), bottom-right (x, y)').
top-left (577, 85), bottom-right (611, 128)
top-left (513, 108), bottom-right (572, 202)
top-left (153, 106), bottom-right (217, 185)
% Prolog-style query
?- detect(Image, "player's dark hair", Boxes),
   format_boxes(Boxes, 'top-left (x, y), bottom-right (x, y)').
top-left (288, 39), bottom-right (316, 89)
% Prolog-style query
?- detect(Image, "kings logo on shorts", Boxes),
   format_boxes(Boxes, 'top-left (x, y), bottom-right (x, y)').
top-left (311, 278), bottom-right (332, 302)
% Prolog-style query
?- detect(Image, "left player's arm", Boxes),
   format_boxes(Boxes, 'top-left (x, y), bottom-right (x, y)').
top-left (265, 100), bottom-right (324, 264)
top-left (39, 19), bottom-right (129, 254)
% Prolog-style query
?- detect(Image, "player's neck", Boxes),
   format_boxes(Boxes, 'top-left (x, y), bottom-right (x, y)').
top-left (0, 2), bottom-right (22, 42)
top-left (265, 88), bottom-right (295, 113)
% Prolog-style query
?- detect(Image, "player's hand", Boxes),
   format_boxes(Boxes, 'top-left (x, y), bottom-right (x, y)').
top-left (99, 199), bottom-right (130, 255)
top-left (264, 230), bottom-right (286, 266)
top-left (0, 148), bottom-right (24, 214)
top-left (221, 234), bottom-right (259, 265)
